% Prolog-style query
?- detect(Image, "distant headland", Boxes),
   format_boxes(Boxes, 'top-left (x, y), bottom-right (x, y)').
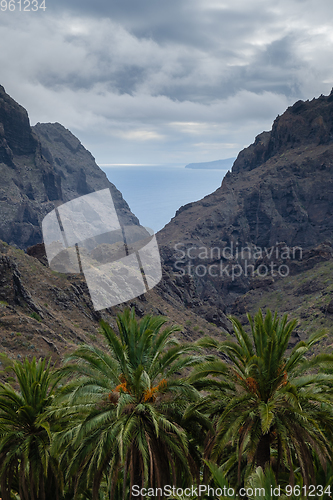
top-left (185, 157), bottom-right (236, 169)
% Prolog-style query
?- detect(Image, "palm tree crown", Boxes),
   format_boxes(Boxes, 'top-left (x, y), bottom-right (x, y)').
top-left (0, 357), bottom-right (61, 500)
top-left (189, 309), bottom-right (333, 486)
top-left (55, 308), bottom-right (202, 499)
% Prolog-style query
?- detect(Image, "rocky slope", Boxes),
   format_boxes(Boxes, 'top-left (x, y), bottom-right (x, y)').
top-left (0, 86), bottom-right (138, 250)
top-left (157, 89), bottom-right (333, 317)
top-left (0, 85), bottom-right (225, 365)
top-left (230, 242), bottom-right (333, 354)
top-left (0, 240), bottom-right (222, 373)
top-left (1, 237), bottom-right (332, 370)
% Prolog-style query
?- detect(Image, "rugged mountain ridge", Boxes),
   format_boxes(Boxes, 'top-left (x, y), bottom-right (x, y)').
top-left (0, 240), bottom-right (222, 365)
top-left (0, 86), bottom-right (138, 249)
top-left (0, 85), bottom-right (226, 363)
top-left (157, 89), bottom-right (333, 316)
top-left (2, 84), bottom-right (333, 363)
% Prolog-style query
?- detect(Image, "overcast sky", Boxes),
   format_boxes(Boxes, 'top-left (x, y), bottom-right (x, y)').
top-left (1, 0), bottom-right (333, 165)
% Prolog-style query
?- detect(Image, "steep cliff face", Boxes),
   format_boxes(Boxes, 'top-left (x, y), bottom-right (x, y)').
top-left (233, 92), bottom-right (333, 174)
top-left (157, 89), bottom-right (333, 315)
top-left (0, 86), bottom-right (37, 162)
top-left (33, 122), bottom-right (138, 226)
top-left (0, 86), bottom-right (139, 249)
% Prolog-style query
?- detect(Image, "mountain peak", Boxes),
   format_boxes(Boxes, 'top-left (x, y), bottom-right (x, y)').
top-left (0, 87), bottom-right (139, 249)
top-left (157, 89), bottom-right (333, 317)
top-left (232, 90), bottom-right (333, 174)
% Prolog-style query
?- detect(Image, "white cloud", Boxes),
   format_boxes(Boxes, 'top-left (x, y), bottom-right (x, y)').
top-left (115, 130), bottom-right (166, 141)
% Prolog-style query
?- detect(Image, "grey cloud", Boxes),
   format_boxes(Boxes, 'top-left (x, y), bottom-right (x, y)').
top-left (1, 0), bottom-right (333, 165)
top-left (233, 36), bottom-right (303, 98)
top-left (51, 0), bottom-right (192, 36)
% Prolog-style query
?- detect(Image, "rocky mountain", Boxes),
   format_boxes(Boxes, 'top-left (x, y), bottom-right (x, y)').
top-left (0, 86), bottom-right (139, 250)
top-left (0, 240), bottom-right (221, 369)
top-left (157, 89), bottom-right (333, 319)
top-left (2, 84), bottom-right (333, 364)
top-left (0, 85), bottom-right (225, 365)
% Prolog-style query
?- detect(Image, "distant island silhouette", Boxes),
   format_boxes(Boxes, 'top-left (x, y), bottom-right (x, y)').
top-left (185, 157), bottom-right (235, 169)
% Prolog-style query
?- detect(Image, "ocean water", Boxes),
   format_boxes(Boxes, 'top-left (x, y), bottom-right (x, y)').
top-left (101, 165), bottom-right (228, 232)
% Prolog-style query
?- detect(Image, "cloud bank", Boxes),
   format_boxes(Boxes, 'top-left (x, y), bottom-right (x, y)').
top-left (0, 0), bottom-right (332, 163)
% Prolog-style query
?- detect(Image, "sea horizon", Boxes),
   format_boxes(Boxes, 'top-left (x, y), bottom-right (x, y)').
top-left (101, 164), bottom-right (229, 232)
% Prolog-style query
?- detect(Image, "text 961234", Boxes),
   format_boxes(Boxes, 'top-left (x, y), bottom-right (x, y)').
top-left (1, 0), bottom-right (46, 11)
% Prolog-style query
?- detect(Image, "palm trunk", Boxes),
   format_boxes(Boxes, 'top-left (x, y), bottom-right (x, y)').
top-left (123, 452), bottom-right (129, 500)
top-left (256, 433), bottom-right (270, 469)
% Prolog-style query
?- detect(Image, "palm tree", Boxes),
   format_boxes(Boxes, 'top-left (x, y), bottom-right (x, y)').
top-left (0, 357), bottom-right (62, 500)
top-left (188, 309), bottom-right (333, 487)
top-left (54, 308), bottom-right (202, 499)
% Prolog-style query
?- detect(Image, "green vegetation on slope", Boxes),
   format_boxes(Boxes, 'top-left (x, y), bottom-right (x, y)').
top-left (0, 308), bottom-right (333, 499)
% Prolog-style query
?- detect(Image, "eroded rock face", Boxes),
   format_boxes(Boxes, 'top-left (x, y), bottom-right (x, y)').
top-left (0, 241), bottom-right (224, 362)
top-left (0, 86), bottom-right (139, 250)
top-left (33, 122), bottom-right (138, 227)
top-left (232, 92), bottom-right (333, 174)
top-left (0, 85), bottom-right (37, 160)
top-left (157, 89), bottom-right (333, 315)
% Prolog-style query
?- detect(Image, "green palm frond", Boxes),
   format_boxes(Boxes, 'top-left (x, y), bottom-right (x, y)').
top-left (54, 307), bottom-right (204, 499)
top-left (189, 308), bottom-right (333, 488)
top-left (0, 357), bottom-right (62, 500)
